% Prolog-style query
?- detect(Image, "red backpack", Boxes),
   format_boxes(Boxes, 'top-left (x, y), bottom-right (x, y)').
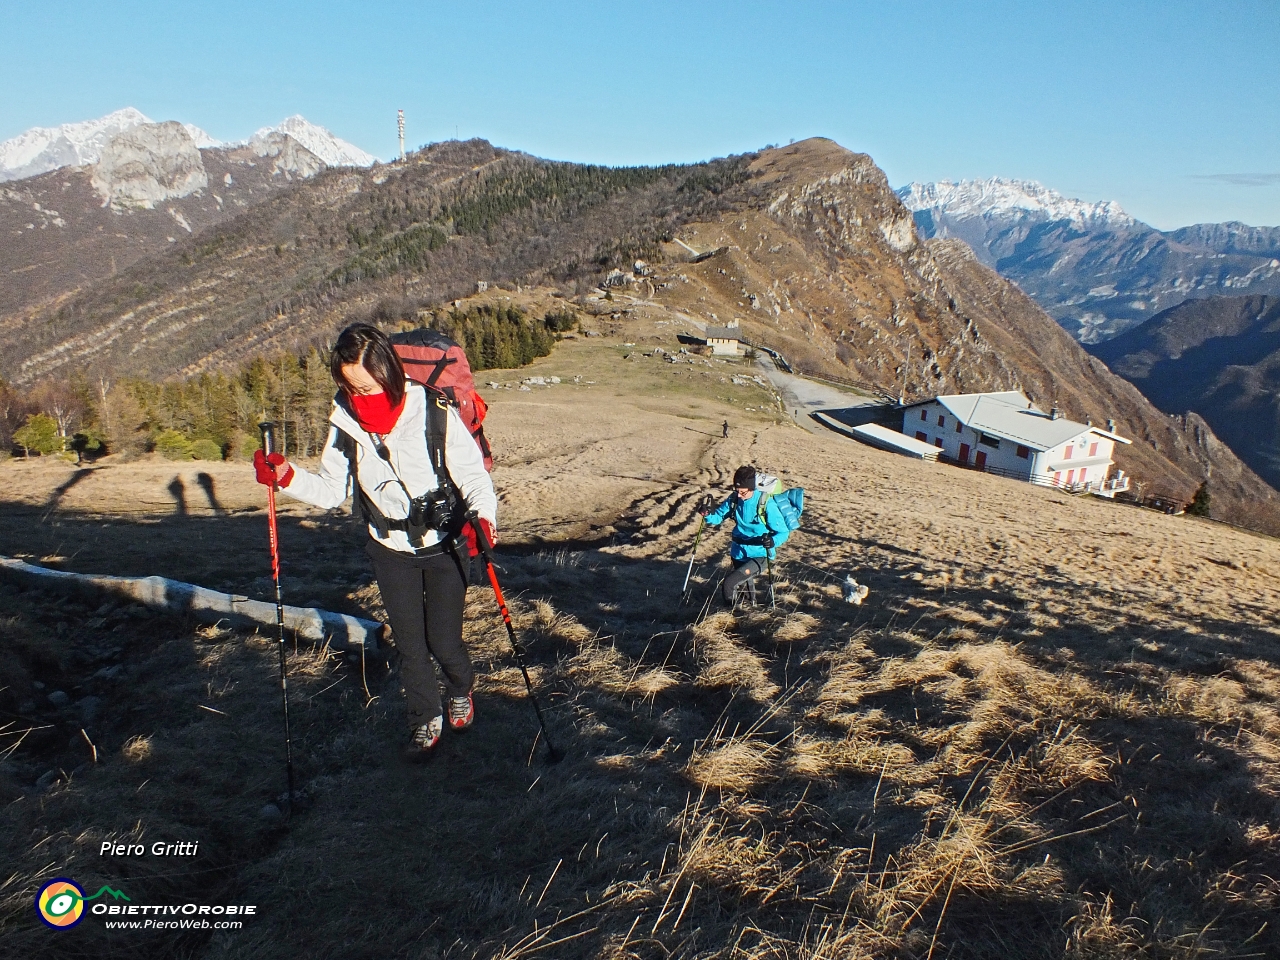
top-left (389, 328), bottom-right (493, 471)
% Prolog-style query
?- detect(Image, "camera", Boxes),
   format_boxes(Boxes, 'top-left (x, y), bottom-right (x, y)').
top-left (408, 488), bottom-right (459, 533)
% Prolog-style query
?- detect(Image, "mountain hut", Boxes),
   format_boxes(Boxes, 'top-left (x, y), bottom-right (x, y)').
top-left (901, 391), bottom-right (1132, 496)
top-left (704, 323), bottom-right (743, 356)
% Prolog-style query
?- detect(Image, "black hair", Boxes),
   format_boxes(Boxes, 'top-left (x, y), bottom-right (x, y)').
top-left (330, 323), bottom-right (406, 407)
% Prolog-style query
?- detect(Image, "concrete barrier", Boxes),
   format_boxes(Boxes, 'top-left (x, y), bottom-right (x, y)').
top-left (0, 556), bottom-right (384, 652)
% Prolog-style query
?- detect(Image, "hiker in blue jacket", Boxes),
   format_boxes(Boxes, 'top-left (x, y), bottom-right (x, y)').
top-left (702, 465), bottom-right (788, 607)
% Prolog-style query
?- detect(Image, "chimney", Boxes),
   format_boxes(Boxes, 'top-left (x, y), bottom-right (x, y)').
top-left (1050, 406), bottom-right (1061, 420)
top-left (1107, 419), bottom-right (1116, 432)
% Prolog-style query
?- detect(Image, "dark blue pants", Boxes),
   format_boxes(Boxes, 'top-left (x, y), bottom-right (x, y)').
top-left (721, 557), bottom-right (765, 606)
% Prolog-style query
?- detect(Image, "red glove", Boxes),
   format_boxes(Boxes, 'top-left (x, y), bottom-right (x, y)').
top-left (253, 449), bottom-right (294, 488)
top-left (462, 517), bottom-right (497, 557)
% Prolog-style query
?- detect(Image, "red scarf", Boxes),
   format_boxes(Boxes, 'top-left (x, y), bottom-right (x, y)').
top-left (349, 391), bottom-right (405, 435)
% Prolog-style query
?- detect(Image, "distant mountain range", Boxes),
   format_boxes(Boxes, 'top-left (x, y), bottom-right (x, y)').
top-left (898, 179), bottom-right (1280, 343)
top-left (1090, 295), bottom-right (1280, 490)
top-left (0, 108), bottom-right (375, 182)
top-left (0, 109), bottom-right (378, 318)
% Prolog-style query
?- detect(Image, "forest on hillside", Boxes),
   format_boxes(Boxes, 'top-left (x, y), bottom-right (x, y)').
top-left (0, 304), bottom-right (572, 462)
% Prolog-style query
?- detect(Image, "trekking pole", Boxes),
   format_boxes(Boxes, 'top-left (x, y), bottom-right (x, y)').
top-left (681, 497), bottom-right (712, 601)
top-left (259, 422), bottom-right (297, 815)
top-left (762, 530), bottom-right (778, 609)
top-left (467, 513), bottom-right (564, 764)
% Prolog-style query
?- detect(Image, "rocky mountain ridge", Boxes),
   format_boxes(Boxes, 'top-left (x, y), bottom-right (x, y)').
top-left (0, 108), bottom-right (373, 182)
top-left (88, 121), bottom-right (209, 209)
top-left (0, 112), bottom-right (379, 318)
top-left (899, 178), bottom-right (1280, 343)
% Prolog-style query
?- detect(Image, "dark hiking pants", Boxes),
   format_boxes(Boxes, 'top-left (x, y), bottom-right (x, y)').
top-left (368, 540), bottom-right (472, 730)
top-left (721, 557), bottom-right (766, 607)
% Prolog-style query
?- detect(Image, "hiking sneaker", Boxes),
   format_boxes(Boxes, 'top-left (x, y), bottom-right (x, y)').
top-left (843, 576), bottom-right (870, 605)
top-left (405, 716), bottom-right (443, 758)
top-left (448, 693), bottom-right (475, 731)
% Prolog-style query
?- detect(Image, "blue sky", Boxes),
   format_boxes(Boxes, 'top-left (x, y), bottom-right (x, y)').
top-left (2, 0), bottom-right (1277, 229)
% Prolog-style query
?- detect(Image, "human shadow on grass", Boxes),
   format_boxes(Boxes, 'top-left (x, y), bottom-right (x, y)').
top-left (195, 471), bottom-right (226, 513)
top-left (0, 503), bottom-right (374, 614)
top-left (166, 475), bottom-right (188, 515)
top-left (42, 468), bottom-right (95, 512)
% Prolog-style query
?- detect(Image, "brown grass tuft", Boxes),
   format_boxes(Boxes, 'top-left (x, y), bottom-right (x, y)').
top-left (121, 735), bottom-right (151, 763)
top-left (685, 738), bottom-right (776, 792)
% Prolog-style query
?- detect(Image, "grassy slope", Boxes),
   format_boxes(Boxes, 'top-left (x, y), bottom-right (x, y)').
top-left (2, 314), bottom-right (1279, 959)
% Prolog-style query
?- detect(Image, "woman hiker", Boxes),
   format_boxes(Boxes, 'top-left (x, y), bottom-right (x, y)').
top-left (701, 465), bottom-right (787, 607)
top-left (253, 323), bottom-right (498, 759)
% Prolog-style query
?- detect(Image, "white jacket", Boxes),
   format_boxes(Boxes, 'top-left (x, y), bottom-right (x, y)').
top-left (283, 382), bottom-right (497, 555)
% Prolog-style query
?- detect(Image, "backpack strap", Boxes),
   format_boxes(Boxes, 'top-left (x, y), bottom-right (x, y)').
top-left (399, 352), bottom-right (456, 387)
top-left (425, 389), bottom-right (449, 479)
top-left (752, 490), bottom-right (777, 529)
top-left (423, 387), bottom-right (467, 540)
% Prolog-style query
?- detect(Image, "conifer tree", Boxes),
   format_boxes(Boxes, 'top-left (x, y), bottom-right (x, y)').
top-left (1187, 481), bottom-right (1212, 517)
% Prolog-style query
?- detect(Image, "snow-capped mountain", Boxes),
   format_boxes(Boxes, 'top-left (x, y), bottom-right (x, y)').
top-left (249, 116), bottom-right (376, 168)
top-left (182, 123), bottom-right (222, 149)
top-left (900, 177), bottom-right (1280, 342)
top-left (0, 109), bottom-right (380, 321)
top-left (0, 109), bottom-right (375, 184)
top-left (0, 108), bottom-right (153, 182)
top-left (897, 178), bottom-right (1135, 230)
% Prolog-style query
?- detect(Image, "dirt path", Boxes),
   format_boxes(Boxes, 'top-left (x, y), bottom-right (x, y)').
top-left (753, 352), bottom-right (879, 434)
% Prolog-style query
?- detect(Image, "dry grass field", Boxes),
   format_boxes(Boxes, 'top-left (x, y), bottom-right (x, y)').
top-left (2, 318), bottom-right (1279, 959)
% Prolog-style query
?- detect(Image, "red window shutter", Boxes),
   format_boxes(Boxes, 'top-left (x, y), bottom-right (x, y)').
top-left (921, 410), bottom-right (927, 421)
top-left (1016, 444), bottom-right (1029, 459)
top-left (937, 414), bottom-right (945, 427)
top-left (955, 421), bottom-right (962, 433)
top-left (1063, 446), bottom-right (1072, 460)
top-left (916, 431), bottom-right (927, 442)
top-left (935, 438), bottom-right (943, 448)
top-left (1053, 472), bottom-right (1061, 485)
top-left (1089, 442), bottom-right (1098, 456)
top-left (1067, 469), bottom-right (1075, 484)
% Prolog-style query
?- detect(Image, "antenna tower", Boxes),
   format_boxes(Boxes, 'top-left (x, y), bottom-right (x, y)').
top-left (397, 109), bottom-right (405, 161)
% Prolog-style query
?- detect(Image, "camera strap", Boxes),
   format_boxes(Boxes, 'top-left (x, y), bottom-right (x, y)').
top-left (365, 430), bottom-right (417, 508)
